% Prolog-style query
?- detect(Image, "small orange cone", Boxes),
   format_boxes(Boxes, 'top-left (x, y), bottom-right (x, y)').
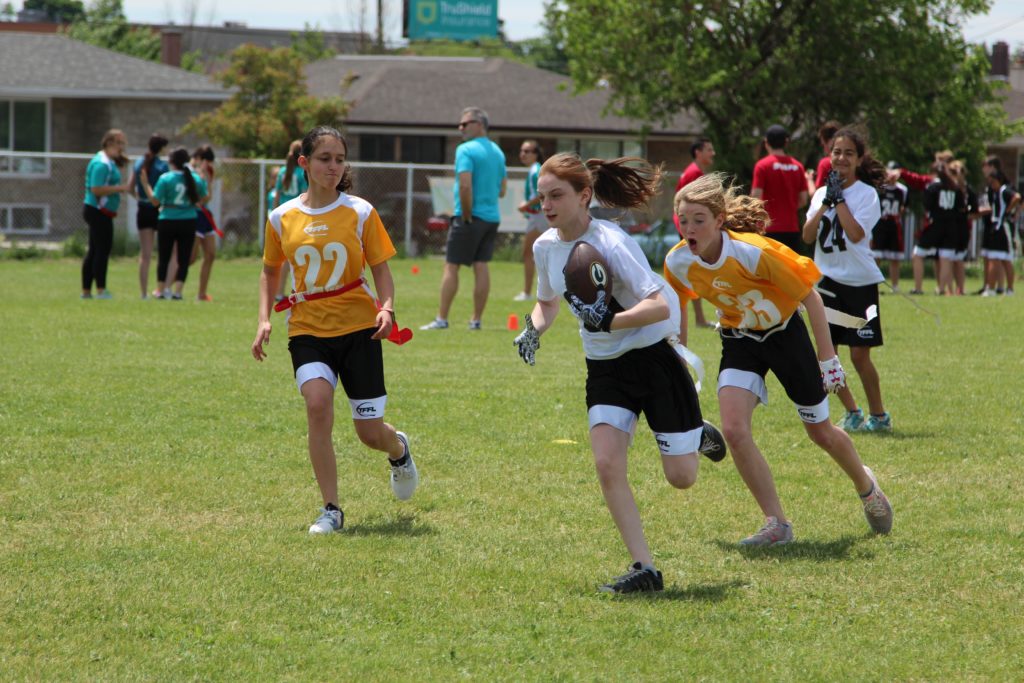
top-left (411, 265), bottom-right (420, 274)
top-left (507, 313), bottom-right (519, 330)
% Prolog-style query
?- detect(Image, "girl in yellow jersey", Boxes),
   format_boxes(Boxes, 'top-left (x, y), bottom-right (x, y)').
top-left (251, 126), bottom-right (418, 535)
top-left (664, 173), bottom-right (892, 545)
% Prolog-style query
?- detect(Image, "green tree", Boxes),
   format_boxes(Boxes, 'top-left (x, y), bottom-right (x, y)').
top-left (64, 0), bottom-right (159, 61)
top-left (555, 0), bottom-right (1019, 177)
top-left (515, 2), bottom-right (569, 75)
top-left (290, 24), bottom-right (336, 63)
top-left (24, 0), bottom-right (84, 22)
top-left (183, 45), bottom-right (350, 158)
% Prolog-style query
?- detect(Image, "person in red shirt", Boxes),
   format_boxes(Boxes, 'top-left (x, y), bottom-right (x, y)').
top-left (751, 124), bottom-right (809, 253)
top-left (673, 137), bottom-right (716, 328)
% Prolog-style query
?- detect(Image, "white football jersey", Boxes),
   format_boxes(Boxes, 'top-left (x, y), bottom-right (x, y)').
top-left (808, 180), bottom-right (884, 286)
top-left (533, 218), bottom-right (679, 360)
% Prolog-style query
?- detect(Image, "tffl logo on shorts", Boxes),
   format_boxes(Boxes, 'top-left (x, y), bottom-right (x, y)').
top-left (655, 436), bottom-right (671, 451)
top-left (798, 408), bottom-right (817, 421)
top-left (356, 402), bottom-right (377, 417)
top-left (856, 327), bottom-right (875, 339)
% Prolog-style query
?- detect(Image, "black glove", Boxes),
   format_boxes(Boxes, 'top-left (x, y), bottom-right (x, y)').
top-left (513, 314), bottom-right (540, 365)
top-left (824, 170), bottom-right (846, 208)
top-left (564, 289), bottom-right (615, 333)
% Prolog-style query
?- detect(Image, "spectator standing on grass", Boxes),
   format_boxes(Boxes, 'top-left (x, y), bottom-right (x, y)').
top-left (666, 173), bottom-right (892, 547)
top-left (751, 124), bottom-right (808, 253)
top-left (871, 163), bottom-right (908, 291)
top-left (672, 136), bottom-right (715, 329)
top-left (512, 152), bottom-right (726, 594)
top-left (251, 125), bottom-right (417, 535)
top-left (141, 147), bottom-right (208, 301)
top-left (273, 140), bottom-right (308, 302)
top-left (947, 160), bottom-right (978, 296)
top-left (81, 129), bottom-right (130, 300)
top-left (130, 133), bottom-right (168, 299)
top-left (892, 150), bottom-right (953, 295)
top-left (802, 128), bottom-right (892, 434)
top-left (421, 107), bottom-right (507, 331)
top-left (514, 139), bottom-right (545, 301)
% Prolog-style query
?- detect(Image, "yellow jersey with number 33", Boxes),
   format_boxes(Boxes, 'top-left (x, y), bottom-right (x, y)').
top-left (664, 230), bottom-right (820, 330)
top-left (264, 193), bottom-right (396, 338)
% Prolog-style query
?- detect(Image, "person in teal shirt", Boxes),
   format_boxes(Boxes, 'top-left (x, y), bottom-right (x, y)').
top-left (421, 106), bottom-right (507, 331)
top-left (141, 147), bottom-right (209, 300)
top-left (81, 129), bottom-right (129, 299)
top-left (272, 140), bottom-right (308, 301)
top-left (515, 140), bottom-right (546, 301)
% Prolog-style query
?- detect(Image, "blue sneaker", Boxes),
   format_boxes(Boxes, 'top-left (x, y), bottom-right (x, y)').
top-left (95, 291), bottom-right (113, 300)
top-left (865, 412), bottom-right (893, 433)
top-left (839, 409), bottom-right (866, 432)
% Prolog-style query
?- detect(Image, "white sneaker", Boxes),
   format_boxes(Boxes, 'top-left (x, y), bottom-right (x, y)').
top-left (390, 431), bottom-right (419, 500)
top-left (513, 291), bottom-right (532, 301)
top-left (420, 318), bottom-right (449, 330)
top-left (308, 507), bottom-right (343, 534)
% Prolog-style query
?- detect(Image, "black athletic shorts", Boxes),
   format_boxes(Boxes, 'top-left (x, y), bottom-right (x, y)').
top-left (288, 328), bottom-right (386, 401)
top-left (719, 313), bottom-right (826, 409)
top-left (585, 339), bottom-right (703, 436)
top-left (818, 276), bottom-right (883, 348)
top-left (137, 202), bottom-right (159, 230)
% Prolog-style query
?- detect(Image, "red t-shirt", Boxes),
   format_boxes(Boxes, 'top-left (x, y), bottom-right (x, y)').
top-left (815, 156), bottom-right (831, 188)
top-left (752, 153), bottom-right (806, 233)
top-left (673, 162), bottom-right (704, 235)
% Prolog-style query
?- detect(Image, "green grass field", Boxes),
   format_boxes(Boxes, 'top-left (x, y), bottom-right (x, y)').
top-left (2, 256), bottom-right (1023, 680)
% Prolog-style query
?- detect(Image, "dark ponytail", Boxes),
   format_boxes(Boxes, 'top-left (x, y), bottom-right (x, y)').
top-left (145, 133), bottom-right (168, 177)
top-left (169, 147), bottom-right (200, 204)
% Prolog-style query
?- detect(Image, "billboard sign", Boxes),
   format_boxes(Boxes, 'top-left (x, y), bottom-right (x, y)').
top-left (407, 0), bottom-right (498, 41)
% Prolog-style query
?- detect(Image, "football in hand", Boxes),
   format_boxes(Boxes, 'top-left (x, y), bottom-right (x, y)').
top-left (562, 240), bottom-right (613, 305)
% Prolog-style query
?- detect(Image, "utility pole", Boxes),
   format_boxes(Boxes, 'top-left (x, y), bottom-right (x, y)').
top-left (376, 0), bottom-right (385, 51)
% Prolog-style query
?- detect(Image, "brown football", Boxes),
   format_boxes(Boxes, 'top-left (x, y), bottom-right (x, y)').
top-left (563, 240), bottom-right (613, 305)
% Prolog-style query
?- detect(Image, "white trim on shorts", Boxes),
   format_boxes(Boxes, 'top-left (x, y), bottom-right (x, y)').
top-left (296, 362), bottom-right (336, 390)
top-left (937, 248), bottom-right (966, 261)
top-left (652, 426), bottom-right (702, 456)
top-left (795, 396), bottom-right (830, 424)
top-left (588, 404), bottom-right (637, 434)
top-left (912, 245), bottom-right (937, 257)
top-left (348, 396), bottom-right (387, 420)
top-left (981, 249), bottom-right (1013, 261)
top-left (872, 250), bottom-right (905, 261)
top-left (718, 368), bottom-right (768, 405)
top-left (587, 404), bottom-right (701, 456)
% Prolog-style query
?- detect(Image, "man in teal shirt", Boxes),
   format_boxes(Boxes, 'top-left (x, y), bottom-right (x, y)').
top-left (422, 106), bottom-right (508, 331)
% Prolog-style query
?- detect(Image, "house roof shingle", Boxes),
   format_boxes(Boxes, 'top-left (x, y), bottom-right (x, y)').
top-left (0, 32), bottom-right (228, 100)
top-left (306, 56), bottom-right (699, 137)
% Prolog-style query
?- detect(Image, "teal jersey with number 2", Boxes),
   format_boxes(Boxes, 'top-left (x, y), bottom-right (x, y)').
top-left (152, 170), bottom-right (208, 220)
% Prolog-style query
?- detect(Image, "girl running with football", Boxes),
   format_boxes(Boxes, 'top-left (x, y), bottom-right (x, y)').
top-left (802, 128), bottom-right (892, 433)
top-left (251, 125), bottom-right (417, 535)
top-left (666, 172), bottom-right (893, 546)
top-left (512, 152), bottom-right (725, 594)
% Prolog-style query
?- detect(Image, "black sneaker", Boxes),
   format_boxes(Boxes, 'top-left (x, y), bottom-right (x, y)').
top-left (598, 562), bottom-right (663, 594)
top-left (698, 420), bottom-right (727, 462)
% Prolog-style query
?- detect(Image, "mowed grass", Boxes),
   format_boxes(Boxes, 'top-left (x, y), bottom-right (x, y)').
top-left (1, 256), bottom-right (1023, 681)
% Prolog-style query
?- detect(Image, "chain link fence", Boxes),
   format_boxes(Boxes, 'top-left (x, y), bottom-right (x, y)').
top-left (0, 150), bottom-right (1004, 266)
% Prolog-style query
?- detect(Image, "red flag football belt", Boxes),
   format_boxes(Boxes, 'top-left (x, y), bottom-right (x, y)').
top-left (274, 278), bottom-right (365, 312)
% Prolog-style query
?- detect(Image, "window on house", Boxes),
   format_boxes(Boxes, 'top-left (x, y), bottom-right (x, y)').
top-left (0, 205), bottom-right (49, 234)
top-left (0, 100), bottom-right (48, 175)
top-left (400, 136), bottom-right (445, 164)
top-left (360, 134), bottom-right (397, 162)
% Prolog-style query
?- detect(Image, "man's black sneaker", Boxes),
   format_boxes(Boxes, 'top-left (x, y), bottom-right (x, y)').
top-left (598, 562), bottom-right (664, 594)
top-left (698, 420), bottom-right (727, 462)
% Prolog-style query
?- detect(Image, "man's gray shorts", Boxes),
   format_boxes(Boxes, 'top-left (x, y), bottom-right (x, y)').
top-left (446, 216), bottom-right (500, 265)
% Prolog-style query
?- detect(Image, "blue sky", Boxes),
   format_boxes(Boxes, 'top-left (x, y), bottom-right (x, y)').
top-left (121, 0), bottom-right (1024, 47)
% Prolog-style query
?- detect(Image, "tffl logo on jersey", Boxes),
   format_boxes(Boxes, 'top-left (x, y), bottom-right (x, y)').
top-left (304, 221), bottom-right (329, 237)
top-left (355, 402), bottom-right (377, 417)
top-left (712, 277), bottom-right (732, 290)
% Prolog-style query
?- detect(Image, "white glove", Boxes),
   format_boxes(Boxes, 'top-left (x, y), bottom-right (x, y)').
top-left (819, 355), bottom-right (846, 393)
top-left (513, 314), bottom-right (540, 365)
